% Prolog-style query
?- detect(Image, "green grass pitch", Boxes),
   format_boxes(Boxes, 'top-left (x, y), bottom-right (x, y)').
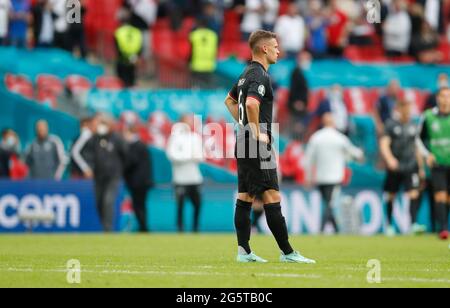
top-left (0, 234), bottom-right (448, 288)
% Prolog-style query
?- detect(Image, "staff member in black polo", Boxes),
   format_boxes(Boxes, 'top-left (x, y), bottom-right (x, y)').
top-left (123, 121), bottom-right (153, 232)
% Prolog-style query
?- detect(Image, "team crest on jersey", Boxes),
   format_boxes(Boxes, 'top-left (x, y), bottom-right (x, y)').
top-left (258, 85), bottom-right (266, 96)
top-left (238, 79), bottom-right (246, 86)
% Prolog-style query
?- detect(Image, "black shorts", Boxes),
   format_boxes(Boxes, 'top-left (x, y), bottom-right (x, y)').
top-left (235, 138), bottom-right (279, 197)
top-left (431, 166), bottom-right (450, 194)
top-left (237, 158), bottom-right (279, 197)
top-left (384, 170), bottom-right (420, 193)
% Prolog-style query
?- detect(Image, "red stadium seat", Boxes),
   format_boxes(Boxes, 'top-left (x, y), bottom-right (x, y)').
top-left (343, 87), bottom-right (375, 114)
top-left (147, 111), bottom-right (173, 148)
top-left (400, 88), bottom-right (428, 116)
top-left (4, 74), bottom-right (34, 99)
top-left (96, 76), bottom-right (124, 90)
top-left (280, 141), bottom-right (306, 185)
top-left (36, 74), bottom-right (64, 95)
top-left (36, 88), bottom-right (58, 108)
top-left (308, 88), bottom-right (327, 112)
top-left (66, 75), bottom-right (92, 94)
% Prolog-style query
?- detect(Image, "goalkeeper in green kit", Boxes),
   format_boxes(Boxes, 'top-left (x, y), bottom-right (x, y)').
top-left (418, 87), bottom-right (450, 240)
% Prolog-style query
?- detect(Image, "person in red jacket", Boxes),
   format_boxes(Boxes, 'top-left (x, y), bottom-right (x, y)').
top-left (326, 0), bottom-right (349, 58)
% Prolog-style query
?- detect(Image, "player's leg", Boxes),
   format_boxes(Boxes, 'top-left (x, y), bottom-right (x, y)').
top-left (130, 187), bottom-right (149, 232)
top-left (262, 189), bottom-right (315, 264)
top-left (318, 185), bottom-right (339, 234)
top-left (188, 185), bottom-right (202, 233)
top-left (235, 192), bottom-right (254, 254)
top-left (406, 172), bottom-right (426, 234)
top-left (235, 192), bottom-right (268, 263)
top-left (383, 171), bottom-right (399, 236)
top-left (175, 186), bottom-right (186, 233)
top-left (431, 167), bottom-right (449, 239)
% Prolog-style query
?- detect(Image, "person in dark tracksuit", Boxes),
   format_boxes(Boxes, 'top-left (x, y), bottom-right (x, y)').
top-left (123, 123), bottom-right (153, 232)
top-left (83, 115), bottom-right (128, 232)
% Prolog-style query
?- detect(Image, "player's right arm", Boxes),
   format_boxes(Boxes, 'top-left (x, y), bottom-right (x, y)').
top-left (224, 94), bottom-right (239, 123)
top-left (225, 82), bottom-right (240, 123)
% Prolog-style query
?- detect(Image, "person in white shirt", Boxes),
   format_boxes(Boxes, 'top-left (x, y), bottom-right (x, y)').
top-left (0, 0), bottom-right (11, 45)
top-left (167, 115), bottom-right (204, 233)
top-left (240, 0), bottom-right (264, 41)
top-left (382, 0), bottom-right (412, 56)
top-left (305, 113), bottom-right (364, 233)
top-left (262, 0), bottom-right (279, 32)
top-left (274, 2), bottom-right (305, 59)
top-left (50, 0), bottom-right (68, 50)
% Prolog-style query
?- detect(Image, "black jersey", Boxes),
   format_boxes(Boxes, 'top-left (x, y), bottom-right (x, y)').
top-left (228, 61), bottom-right (275, 139)
top-left (384, 118), bottom-right (419, 172)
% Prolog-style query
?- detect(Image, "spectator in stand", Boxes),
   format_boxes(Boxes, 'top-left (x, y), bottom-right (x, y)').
top-left (410, 20), bottom-right (442, 64)
top-left (274, 2), bottom-right (305, 59)
top-left (189, 17), bottom-right (218, 88)
top-left (417, 0), bottom-right (446, 35)
top-left (0, 129), bottom-right (14, 178)
top-left (9, 0), bottom-right (31, 48)
top-left (0, 0), bottom-right (11, 46)
top-left (31, 0), bottom-right (54, 48)
top-left (315, 84), bottom-right (350, 135)
top-left (262, 0), bottom-right (279, 32)
top-left (123, 119), bottom-right (153, 233)
top-left (125, 0), bottom-right (158, 62)
top-left (202, 0), bottom-right (223, 37)
top-left (238, 0), bottom-right (264, 41)
top-left (0, 128), bottom-right (26, 179)
top-left (374, 79), bottom-right (402, 136)
top-left (305, 0), bottom-right (329, 59)
top-left (348, 3), bottom-right (375, 46)
top-left (424, 73), bottom-right (448, 110)
top-left (25, 120), bottom-right (67, 180)
top-left (167, 115), bottom-right (204, 233)
top-left (409, 2), bottom-right (426, 38)
top-left (114, 8), bottom-right (143, 88)
top-left (50, 0), bottom-right (69, 51)
top-left (71, 117), bottom-right (95, 179)
top-left (326, 0), bottom-right (349, 58)
top-left (84, 114), bottom-right (128, 232)
top-left (288, 51), bottom-right (311, 141)
top-left (383, 0), bottom-right (411, 57)
top-left (67, 0), bottom-right (88, 58)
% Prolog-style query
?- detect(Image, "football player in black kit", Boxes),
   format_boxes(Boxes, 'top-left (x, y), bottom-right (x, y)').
top-left (224, 30), bottom-right (316, 263)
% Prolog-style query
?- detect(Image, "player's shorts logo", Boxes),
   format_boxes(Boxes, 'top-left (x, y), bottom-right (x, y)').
top-left (258, 85), bottom-right (266, 97)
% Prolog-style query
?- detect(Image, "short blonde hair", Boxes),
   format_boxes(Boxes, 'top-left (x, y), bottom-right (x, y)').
top-left (248, 30), bottom-right (277, 53)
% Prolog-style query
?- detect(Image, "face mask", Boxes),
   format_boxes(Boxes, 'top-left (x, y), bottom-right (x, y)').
top-left (2, 136), bottom-right (16, 150)
top-left (330, 90), bottom-right (342, 100)
top-left (97, 124), bottom-right (109, 136)
top-left (300, 61), bottom-right (311, 71)
top-left (438, 80), bottom-right (448, 89)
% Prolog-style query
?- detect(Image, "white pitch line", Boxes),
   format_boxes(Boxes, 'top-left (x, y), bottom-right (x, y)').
top-left (2, 268), bottom-right (449, 284)
top-left (0, 267), bottom-right (321, 280)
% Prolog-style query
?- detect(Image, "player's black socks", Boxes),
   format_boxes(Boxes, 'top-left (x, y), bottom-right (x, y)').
top-left (235, 200), bottom-right (252, 254)
top-left (264, 203), bottom-right (294, 255)
top-left (410, 198), bottom-right (420, 224)
top-left (435, 202), bottom-right (449, 232)
top-left (386, 200), bottom-right (394, 225)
